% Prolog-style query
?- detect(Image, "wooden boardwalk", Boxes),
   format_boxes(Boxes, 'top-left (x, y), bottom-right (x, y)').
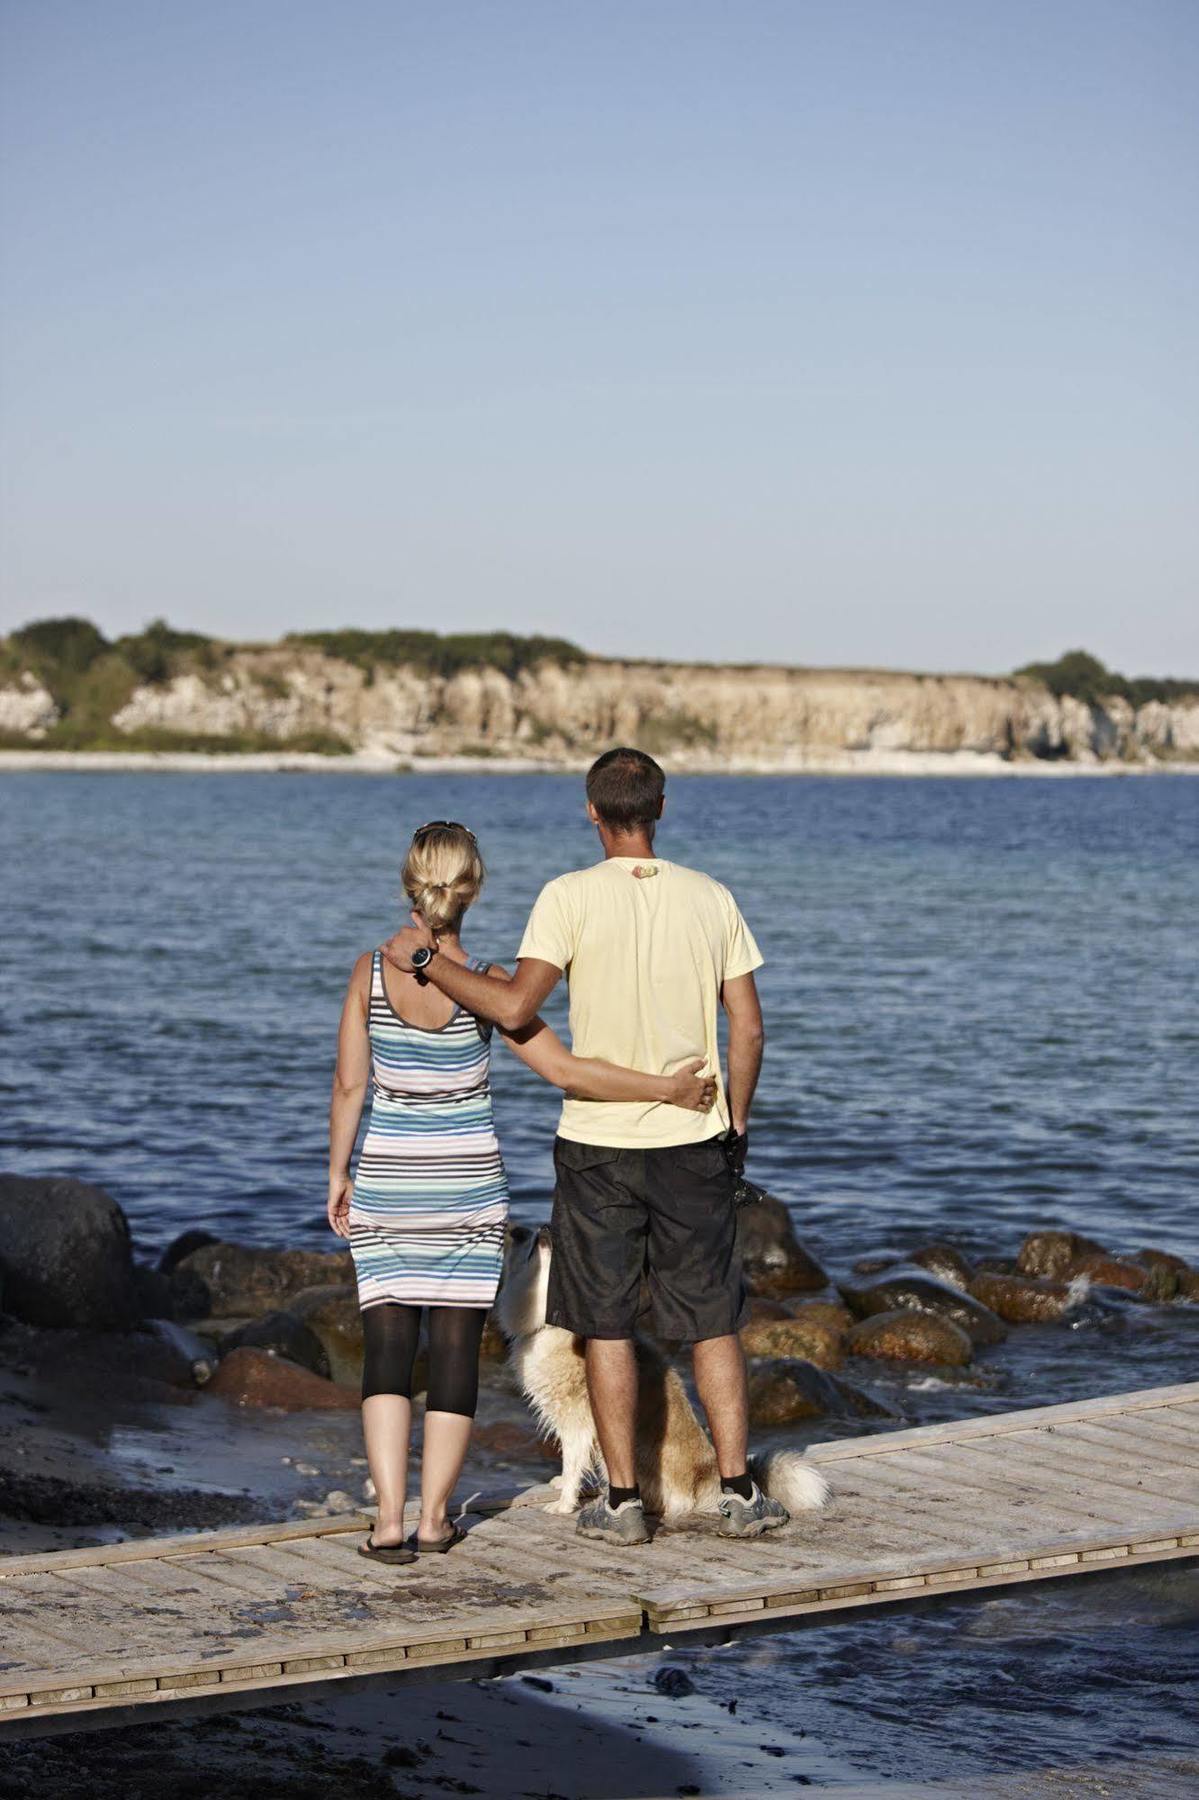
top-left (2, 1382), bottom-right (1197, 1734)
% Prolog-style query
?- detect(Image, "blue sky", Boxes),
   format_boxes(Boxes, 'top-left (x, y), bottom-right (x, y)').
top-left (1, 1), bottom-right (1196, 674)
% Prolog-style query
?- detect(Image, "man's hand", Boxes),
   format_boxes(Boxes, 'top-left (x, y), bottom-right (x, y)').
top-left (664, 1057), bottom-right (718, 1112)
top-left (381, 922), bottom-right (435, 973)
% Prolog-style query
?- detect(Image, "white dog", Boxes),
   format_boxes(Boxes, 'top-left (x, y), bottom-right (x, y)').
top-left (495, 1225), bottom-right (830, 1520)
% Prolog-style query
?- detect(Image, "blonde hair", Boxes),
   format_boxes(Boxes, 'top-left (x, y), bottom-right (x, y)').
top-left (401, 823), bottom-right (485, 934)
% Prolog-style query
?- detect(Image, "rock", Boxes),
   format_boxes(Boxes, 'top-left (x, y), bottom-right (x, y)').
top-left (1015, 1230), bottom-right (1107, 1281)
top-left (480, 1313), bottom-right (508, 1361)
top-left (144, 1317), bottom-right (219, 1384)
top-left (968, 1271), bottom-right (1081, 1324)
top-left (909, 1244), bottom-right (973, 1290)
top-left (745, 1296), bottom-right (792, 1323)
top-left (653, 1666), bottom-right (696, 1698)
top-left (851, 1251), bottom-right (904, 1277)
top-left (790, 1298), bottom-right (854, 1332)
top-left (288, 1285), bottom-right (364, 1385)
top-left (132, 1263), bottom-right (176, 1320)
top-left (205, 1345), bottom-right (361, 1410)
top-left (739, 1314), bottom-right (844, 1370)
top-left (1175, 1270), bottom-right (1199, 1303)
top-left (471, 1420), bottom-right (558, 1461)
top-left (1073, 1253), bottom-right (1157, 1297)
top-left (746, 1358), bottom-right (889, 1426)
top-left (1136, 1247), bottom-right (1191, 1276)
top-left (219, 1310), bottom-right (332, 1380)
top-left (846, 1310), bottom-right (973, 1366)
top-left (837, 1266), bottom-right (1007, 1346)
top-left (172, 1241), bottom-right (353, 1320)
top-left (0, 1175), bottom-right (141, 1331)
top-left (158, 1228), bottom-right (219, 1274)
top-left (736, 1193), bottom-right (827, 1296)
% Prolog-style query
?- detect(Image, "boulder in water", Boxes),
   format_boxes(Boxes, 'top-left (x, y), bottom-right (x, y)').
top-left (909, 1243), bottom-right (974, 1290)
top-left (837, 1266), bottom-right (1007, 1346)
top-left (846, 1309), bottom-right (973, 1366)
top-left (968, 1270), bottom-right (1082, 1324)
top-left (288, 1284), bottom-right (364, 1385)
top-left (158, 1228), bottom-right (219, 1274)
top-left (736, 1193), bottom-right (827, 1296)
top-left (205, 1345), bottom-right (360, 1410)
top-left (746, 1357), bottom-right (890, 1425)
top-left (219, 1310), bottom-right (332, 1380)
top-left (1015, 1230), bottom-right (1107, 1281)
top-left (739, 1313), bottom-right (845, 1369)
top-left (171, 1241), bottom-right (353, 1320)
top-left (0, 1175), bottom-right (141, 1331)
top-left (851, 1250), bottom-right (904, 1277)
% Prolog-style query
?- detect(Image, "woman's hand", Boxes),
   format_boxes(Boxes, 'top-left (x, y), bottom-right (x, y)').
top-left (665, 1058), bottom-right (718, 1112)
top-left (327, 1172), bottom-right (353, 1240)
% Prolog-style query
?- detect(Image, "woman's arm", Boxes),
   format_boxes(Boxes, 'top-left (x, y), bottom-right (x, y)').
top-left (501, 1017), bottom-right (715, 1110)
top-left (328, 954), bottom-right (372, 1239)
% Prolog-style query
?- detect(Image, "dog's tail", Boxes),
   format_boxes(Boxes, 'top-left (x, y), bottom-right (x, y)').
top-left (749, 1449), bottom-right (830, 1513)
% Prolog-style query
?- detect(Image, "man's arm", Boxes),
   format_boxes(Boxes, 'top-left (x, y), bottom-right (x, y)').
top-left (381, 927), bottom-right (561, 1031)
top-left (722, 970), bottom-right (765, 1142)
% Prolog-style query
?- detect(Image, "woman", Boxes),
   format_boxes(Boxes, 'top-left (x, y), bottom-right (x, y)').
top-left (328, 819), bottom-right (714, 1563)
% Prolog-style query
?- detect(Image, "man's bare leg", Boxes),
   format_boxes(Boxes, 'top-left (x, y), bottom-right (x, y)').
top-left (584, 1337), bottom-right (638, 1489)
top-left (692, 1333), bottom-right (749, 1478)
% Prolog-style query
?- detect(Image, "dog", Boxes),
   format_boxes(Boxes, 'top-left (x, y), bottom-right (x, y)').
top-left (495, 1224), bottom-right (830, 1520)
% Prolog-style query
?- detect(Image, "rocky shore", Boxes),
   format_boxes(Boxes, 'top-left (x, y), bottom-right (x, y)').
top-left (2, 1173), bottom-right (1197, 1559)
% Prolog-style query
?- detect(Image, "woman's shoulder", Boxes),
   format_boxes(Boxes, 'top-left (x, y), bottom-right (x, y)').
top-left (349, 949), bottom-right (376, 990)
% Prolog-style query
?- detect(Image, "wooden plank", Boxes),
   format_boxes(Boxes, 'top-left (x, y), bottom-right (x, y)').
top-left (1025, 1434), bottom-right (1198, 1501)
top-left (1060, 1417), bottom-right (1199, 1471)
top-left (888, 1441), bottom-right (1188, 1532)
top-left (0, 1513), bottom-right (374, 1582)
top-left (804, 1382), bottom-right (1199, 1464)
top-left (825, 1451), bottom-right (1049, 1549)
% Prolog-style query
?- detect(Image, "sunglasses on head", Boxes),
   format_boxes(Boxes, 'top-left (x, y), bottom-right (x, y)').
top-left (413, 819), bottom-right (477, 843)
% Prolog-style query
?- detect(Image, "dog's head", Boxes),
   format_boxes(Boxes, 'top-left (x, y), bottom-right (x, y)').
top-left (495, 1222), bottom-right (552, 1338)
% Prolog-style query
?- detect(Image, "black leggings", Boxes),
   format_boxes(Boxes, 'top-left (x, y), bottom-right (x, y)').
top-left (361, 1303), bottom-right (485, 1418)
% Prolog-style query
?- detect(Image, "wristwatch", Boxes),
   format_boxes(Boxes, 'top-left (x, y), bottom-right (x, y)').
top-left (410, 945), bottom-right (436, 972)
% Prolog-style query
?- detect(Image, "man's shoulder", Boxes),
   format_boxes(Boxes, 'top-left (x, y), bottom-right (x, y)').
top-left (664, 861), bottom-right (738, 906)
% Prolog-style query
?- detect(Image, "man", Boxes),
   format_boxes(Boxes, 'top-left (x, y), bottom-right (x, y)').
top-left (383, 747), bottom-right (783, 1544)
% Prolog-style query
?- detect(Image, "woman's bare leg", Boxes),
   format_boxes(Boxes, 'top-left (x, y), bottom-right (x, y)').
top-left (418, 1411), bottom-right (473, 1540)
top-left (361, 1395), bottom-right (412, 1544)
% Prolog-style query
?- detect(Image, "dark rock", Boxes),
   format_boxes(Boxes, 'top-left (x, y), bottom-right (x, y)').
top-left (740, 1313), bottom-right (844, 1369)
top-left (172, 1241), bottom-right (353, 1319)
top-left (472, 1420), bottom-right (558, 1461)
top-left (909, 1243), bottom-right (973, 1290)
top-left (653, 1666), bottom-right (696, 1698)
top-left (1015, 1230), bottom-right (1107, 1281)
top-left (132, 1262), bottom-right (176, 1320)
top-left (746, 1357), bottom-right (890, 1425)
top-left (205, 1345), bottom-right (361, 1410)
top-left (0, 1175), bottom-right (140, 1330)
top-left (479, 1313), bottom-right (508, 1361)
top-left (144, 1317), bottom-right (218, 1383)
top-left (851, 1251), bottom-right (904, 1277)
top-left (287, 1284), bottom-right (363, 1385)
top-left (969, 1270), bottom-right (1080, 1324)
top-left (837, 1266), bottom-right (1007, 1346)
top-left (736, 1193), bottom-right (827, 1296)
top-left (158, 1227), bottom-right (220, 1274)
top-left (1072, 1253), bottom-right (1159, 1297)
top-left (846, 1310), bottom-right (973, 1366)
top-left (219, 1310), bottom-right (332, 1380)
top-left (745, 1295), bottom-right (792, 1322)
top-left (1136, 1247), bottom-right (1191, 1276)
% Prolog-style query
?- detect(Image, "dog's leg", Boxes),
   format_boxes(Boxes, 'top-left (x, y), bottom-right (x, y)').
top-left (543, 1426), bottom-right (595, 1514)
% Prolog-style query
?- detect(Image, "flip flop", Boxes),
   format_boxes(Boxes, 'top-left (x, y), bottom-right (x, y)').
top-left (358, 1533), bottom-right (417, 1565)
top-left (412, 1522), bottom-right (466, 1555)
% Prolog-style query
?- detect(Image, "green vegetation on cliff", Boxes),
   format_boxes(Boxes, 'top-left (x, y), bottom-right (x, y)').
top-left (284, 628), bottom-right (585, 679)
top-left (1015, 650), bottom-right (1198, 708)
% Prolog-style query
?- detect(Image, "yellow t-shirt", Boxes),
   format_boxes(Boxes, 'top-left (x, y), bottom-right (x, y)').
top-left (516, 856), bottom-right (764, 1149)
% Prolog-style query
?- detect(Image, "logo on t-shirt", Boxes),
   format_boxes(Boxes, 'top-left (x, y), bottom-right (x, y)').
top-left (630, 864), bottom-right (659, 879)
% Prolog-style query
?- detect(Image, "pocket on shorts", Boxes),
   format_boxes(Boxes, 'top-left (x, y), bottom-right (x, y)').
top-left (553, 1137), bottom-right (624, 1174)
top-left (670, 1138), bottom-right (731, 1180)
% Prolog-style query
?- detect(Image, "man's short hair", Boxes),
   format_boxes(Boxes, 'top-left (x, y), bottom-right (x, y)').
top-left (586, 748), bottom-right (666, 830)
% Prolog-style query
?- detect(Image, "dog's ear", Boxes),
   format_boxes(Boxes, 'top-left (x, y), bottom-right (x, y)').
top-left (506, 1223), bottom-right (532, 1250)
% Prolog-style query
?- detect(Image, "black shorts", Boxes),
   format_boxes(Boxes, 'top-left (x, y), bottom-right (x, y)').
top-left (546, 1135), bottom-right (748, 1344)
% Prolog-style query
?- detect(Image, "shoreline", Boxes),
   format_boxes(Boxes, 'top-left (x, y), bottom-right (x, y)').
top-left (3, 747), bottom-right (1197, 777)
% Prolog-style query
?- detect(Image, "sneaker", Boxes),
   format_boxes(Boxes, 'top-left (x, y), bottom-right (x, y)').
top-left (575, 1494), bottom-right (651, 1546)
top-left (718, 1482), bottom-right (790, 1538)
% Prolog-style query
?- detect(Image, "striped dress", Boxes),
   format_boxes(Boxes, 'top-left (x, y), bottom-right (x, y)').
top-left (349, 950), bottom-right (509, 1310)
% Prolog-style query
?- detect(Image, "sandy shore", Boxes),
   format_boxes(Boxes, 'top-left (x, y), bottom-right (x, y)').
top-left (2, 748), bottom-right (1195, 777)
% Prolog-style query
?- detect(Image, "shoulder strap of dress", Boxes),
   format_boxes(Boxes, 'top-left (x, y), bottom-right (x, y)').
top-left (370, 948), bottom-right (384, 995)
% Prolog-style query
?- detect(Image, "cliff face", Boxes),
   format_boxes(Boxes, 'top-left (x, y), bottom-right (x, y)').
top-left (4, 647), bottom-right (1199, 766)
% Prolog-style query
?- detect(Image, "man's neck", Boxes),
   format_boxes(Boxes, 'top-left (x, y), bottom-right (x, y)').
top-left (599, 829), bottom-right (657, 861)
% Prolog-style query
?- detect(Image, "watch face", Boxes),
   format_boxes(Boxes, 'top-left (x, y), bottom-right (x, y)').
top-left (411, 946), bottom-right (432, 968)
